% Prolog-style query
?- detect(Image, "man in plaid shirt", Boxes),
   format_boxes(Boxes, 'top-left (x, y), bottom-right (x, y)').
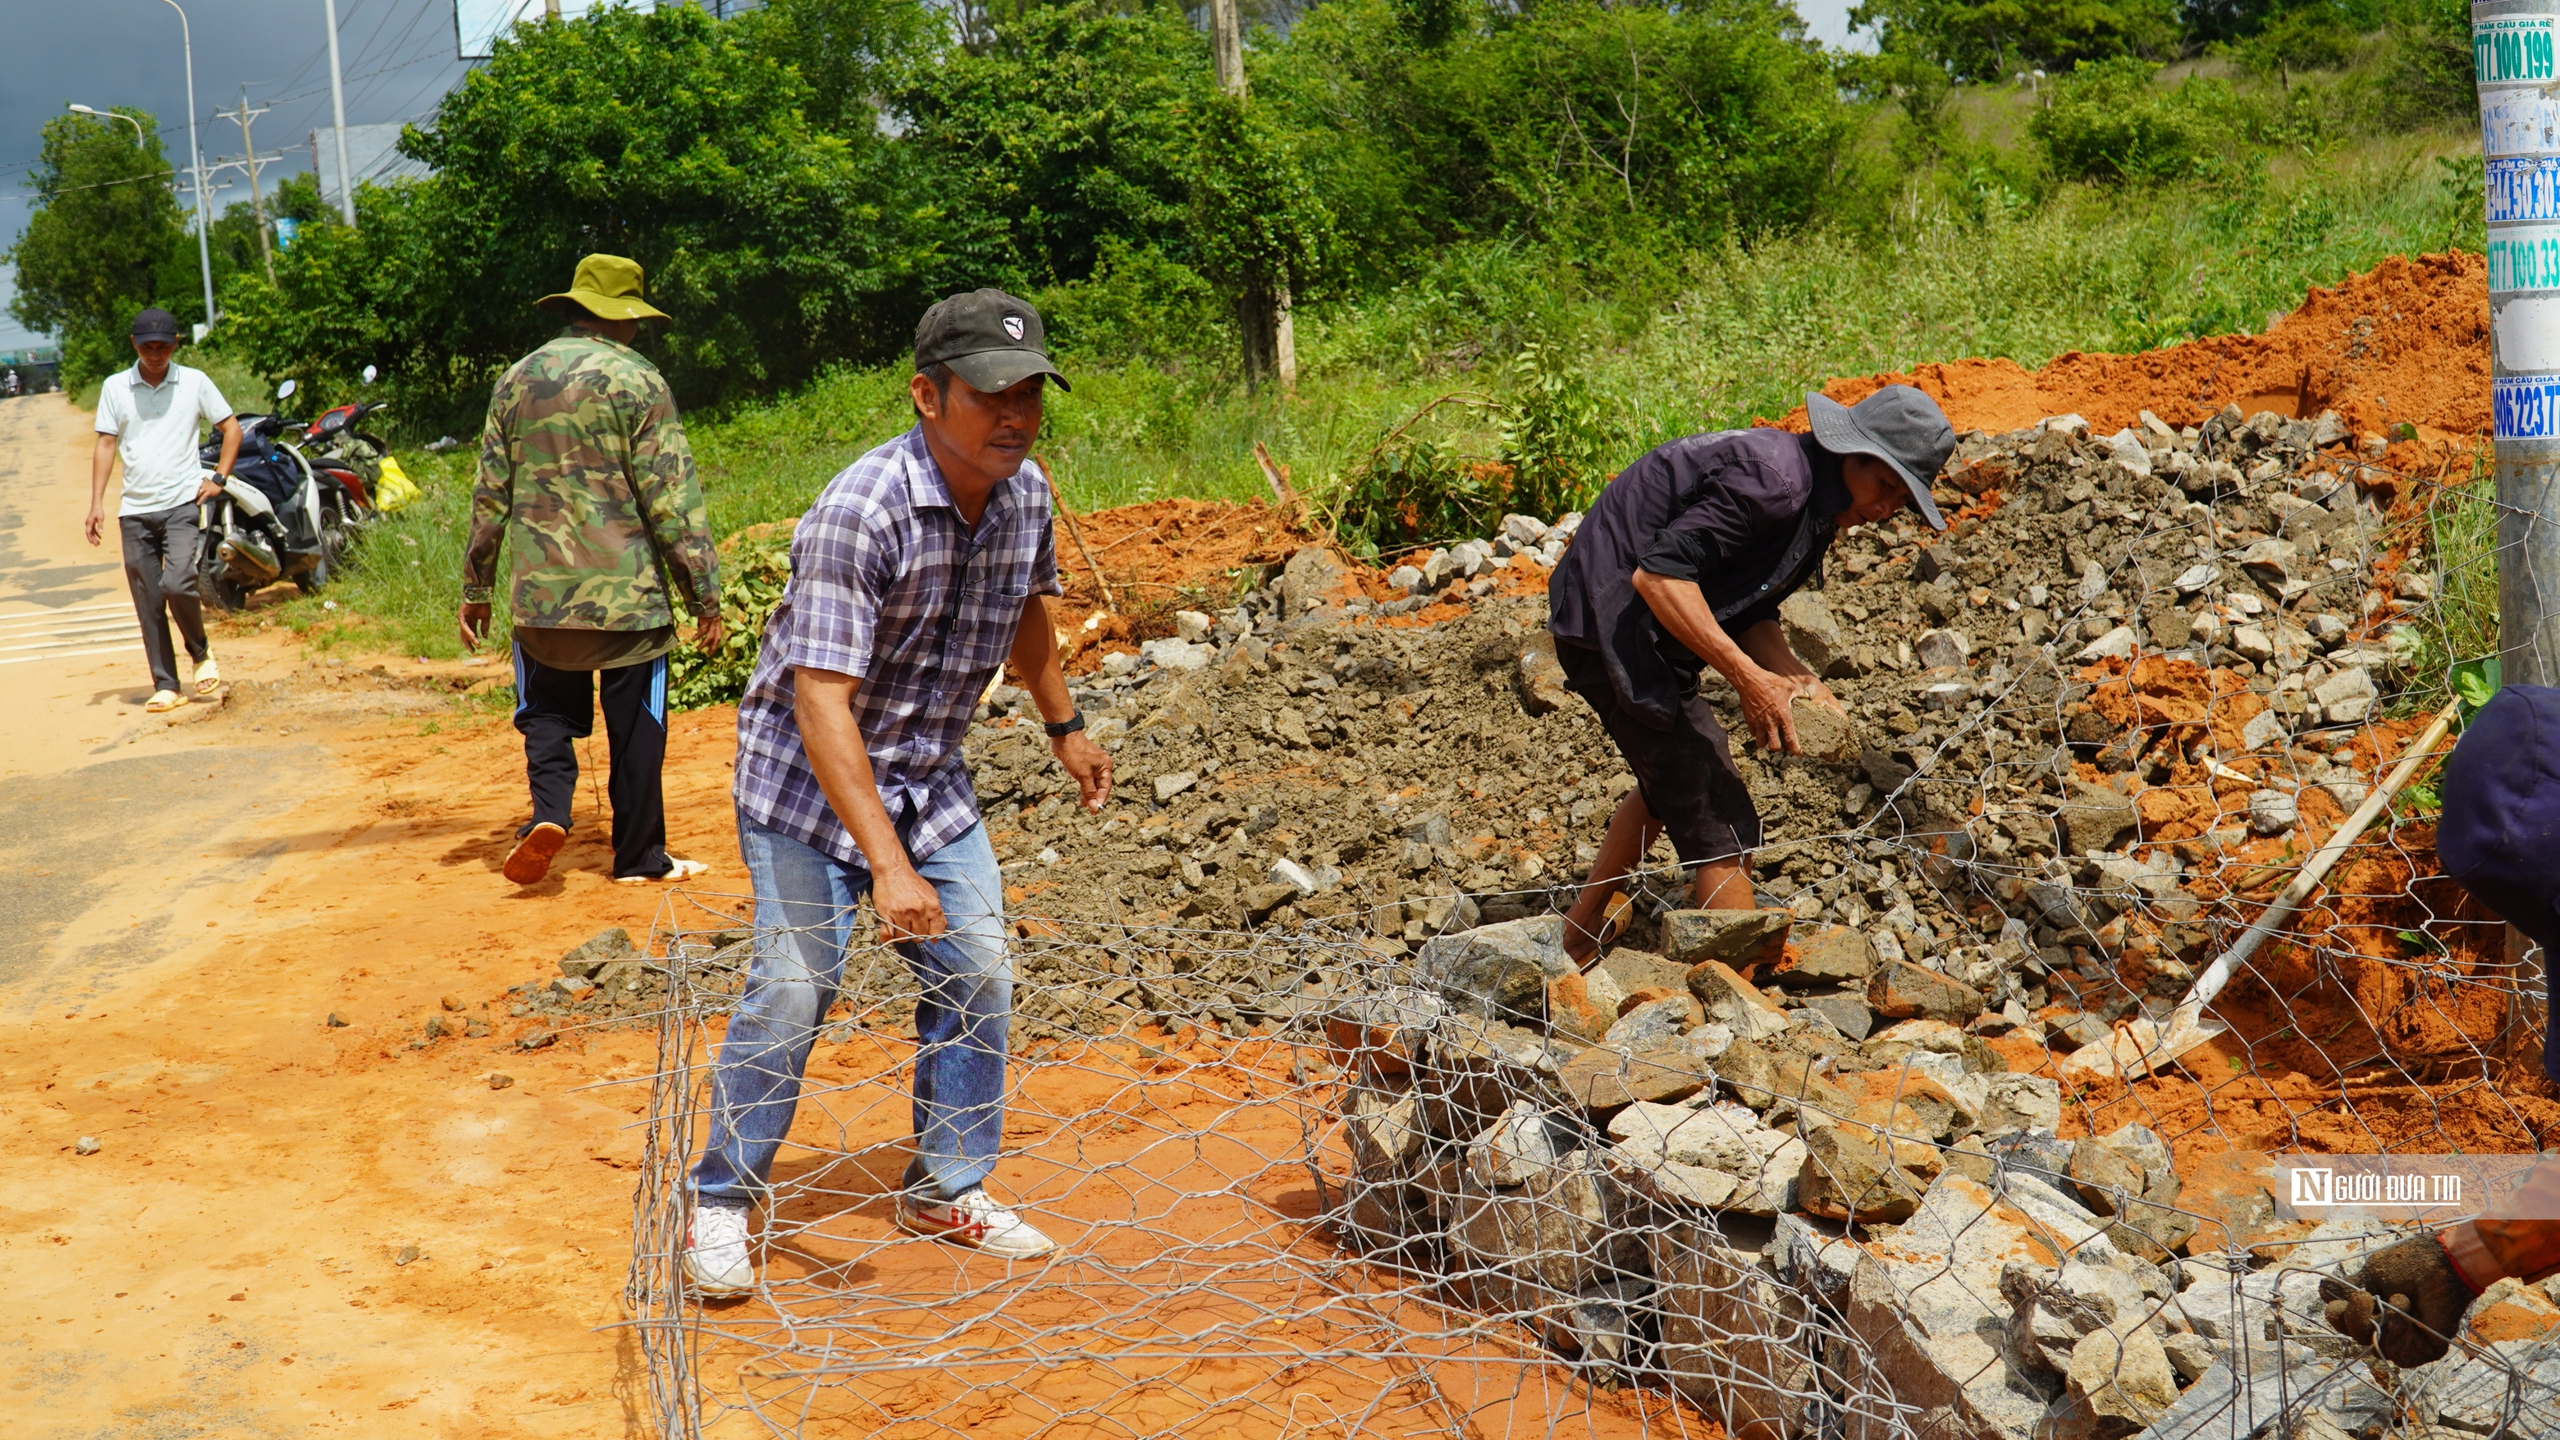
top-left (684, 291), bottom-right (1113, 1292)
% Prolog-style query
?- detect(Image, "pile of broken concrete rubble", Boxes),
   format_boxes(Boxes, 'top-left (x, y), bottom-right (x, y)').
top-left (1323, 909), bottom-right (2560, 1438)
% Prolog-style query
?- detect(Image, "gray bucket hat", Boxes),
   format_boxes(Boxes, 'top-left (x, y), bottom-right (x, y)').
top-left (1806, 385), bottom-right (1956, 530)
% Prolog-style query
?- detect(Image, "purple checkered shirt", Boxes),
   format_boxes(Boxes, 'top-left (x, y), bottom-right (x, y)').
top-left (732, 426), bottom-right (1059, 869)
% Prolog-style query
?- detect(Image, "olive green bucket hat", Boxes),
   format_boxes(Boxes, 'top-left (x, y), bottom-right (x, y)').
top-left (536, 253), bottom-right (669, 322)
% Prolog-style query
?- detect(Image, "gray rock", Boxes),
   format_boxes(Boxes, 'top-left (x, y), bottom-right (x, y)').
top-left (1446, 1148), bottom-right (1643, 1301)
top-left (1416, 1016), bottom-right (1568, 1138)
top-left (2058, 784), bottom-right (2140, 855)
top-left (1140, 636), bottom-right (1215, 671)
top-left (1773, 1210), bottom-right (1862, 1303)
top-left (1465, 1098), bottom-right (1573, 1186)
top-left (1781, 590), bottom-right (1857, 677)
top-left (1418, 916), bottom-right (1572, 1024)
top-left (2407, 1337), bottom-right (2560, 1432)
top-left (1840, 1181), bottom-right (2065, 1439)
top-left (1343, 1081), bottom-right (1433, 1183)
top-left (2077, 625), bottom-right (2140, 662)
top-left (1917, 627), bottom-right (1973, 670)
top-left (1689, 959), bottom-right (1797, 1042)
top-left (1279, 546), bottom-right (1347, 617)
top-left (1534, 1277), bottom-right (1651, 1368)
top-left (558, 926), bottom-right (640, 979)
top-left (1796, 991), bottom-right (1875, 1040)
top-left (2312, 665), bottom-right (2376, 724)
top-left (1777, 926), bottom-right (1878, 989)
top-left (2157, 1331), bottom-right (2218, 1385)
top-left (2247, 789), bottom-right (2297, 836)
top-left (1153, 770), bottom-right (1200, 802)
top-left (1387, 563), bottom-right (1425, 594)
top-left (1660, 908), bottom-right (1792, 968)
top-left (1978, 1075), bottom-right (2064, 1137)
top-left (2240, 707), bottom-right (2286, 752)
top-left (1649, 1221), bottom-right (1819, 1436)
top-left (1602, 994), bottom-right (1699, 1051)
top-left (2053, 1325), bottom-right (2178, 1439)
top-left (1514, 631), bottom-right (1574, 717)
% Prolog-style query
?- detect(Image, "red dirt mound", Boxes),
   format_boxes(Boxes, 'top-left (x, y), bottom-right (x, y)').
top-left (1774, 250), bottom-right (2492, 440)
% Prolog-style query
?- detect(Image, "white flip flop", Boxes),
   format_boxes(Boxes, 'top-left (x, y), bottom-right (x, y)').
top-left (617, 856), bottom-right (709, 886)
top-left (144, 690), bottom-right (185, 714)
top-left (194, 657), bottom-right (222, 695)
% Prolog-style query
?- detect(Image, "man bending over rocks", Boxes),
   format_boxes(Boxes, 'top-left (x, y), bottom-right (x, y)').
top-left (1548, 386), bottom-right (1956, 966)
top-left (683, 291), bottom-right (1113, 1295)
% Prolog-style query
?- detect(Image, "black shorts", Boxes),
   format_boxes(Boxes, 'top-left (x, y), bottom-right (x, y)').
top-left (1556, 640), bottom-right (1760, 865)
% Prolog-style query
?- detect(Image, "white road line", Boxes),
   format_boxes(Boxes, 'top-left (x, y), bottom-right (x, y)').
top-left (0, 644), bottom-right (136, 667)
top-left (0, 599), bottom-right (133, 620)
top-left (0, 607), bottom-right (134, 632)
top-left (0, 618), bottom-right (140, 639)
top-left (0, 631), bottom-right (140, 655)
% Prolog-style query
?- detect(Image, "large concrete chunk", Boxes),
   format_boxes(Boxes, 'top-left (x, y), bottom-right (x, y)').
top-left (1445, 1150), bottom-right (1645, 1302)
top-left (2058, 784), bottom-right (2140, 855)
top-left (1799, 1124), bottom-right (1926, 1222)
top-left (2052, 1326), bottom-right (2177, 1440)
top-left (1557, 1041), bottom-right (1713, 1115)
top-left (1869, 960), bottom-right (1985, 1024)
top-left (1416, 1016), bottom-right (1571, 1139)
top-left (1978, 1075), bottom-right (2064, 1136)
top-left (1839, 1172), bottom-right (2130, 1440)
top-left (1661, 908), bottom-right (1792, 969)
top-left (1687, 958), bottom-right (1797, 1041)
top-left (1648, 1219), bottom-right (1821, 1437)
top-left (1418, 916), bottom-right (1572, 1025)
top-left (1773, 926), bottom-right (1878, 990)
top-left (1606, 1099), bottom-right (1803, 1214)
top-left (1343, 1081), bottom-right (1433, 1183)
top-left (1464, 1098), bottom-right (1572, 1187)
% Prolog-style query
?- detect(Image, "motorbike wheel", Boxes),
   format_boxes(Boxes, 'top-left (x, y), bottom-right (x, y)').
top-left (297, 492), bottom-right (354, 594)
top-left (196, 534), bottom-right (252, 612)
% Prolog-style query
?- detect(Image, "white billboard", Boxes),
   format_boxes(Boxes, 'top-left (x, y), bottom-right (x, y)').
top-left (455, 0), bottom-right (650, 60)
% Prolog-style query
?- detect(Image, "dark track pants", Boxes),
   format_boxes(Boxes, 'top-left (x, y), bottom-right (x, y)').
top-left (512, 646), bottom-right (671, 880)
top-left (120, 503), bottom-right (208, 695)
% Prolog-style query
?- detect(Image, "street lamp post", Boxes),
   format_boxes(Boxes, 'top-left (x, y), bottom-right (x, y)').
top-left (138, 0), bottom-right (218, 331)
top-left (66, 103), bottom-right (147, 142)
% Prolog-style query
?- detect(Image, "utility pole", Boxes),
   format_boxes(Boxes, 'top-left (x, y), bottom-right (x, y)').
top-left (1209, 0), bottom-right (1296, 394)
top-left (2477, 0), bottom-right (2560, 1066)
top-left (323, 0), bottom-right (357, 226)
top-left (218, 90), bottom-right (276, 284)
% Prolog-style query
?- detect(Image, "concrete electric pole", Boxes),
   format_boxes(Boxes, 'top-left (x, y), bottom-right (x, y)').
top-left (322, 0), bottom-right (357, 226)
top-left (2476, 0), bottom-right (2560, 1066)
top-left (217, 91), bottom-right (276, 284)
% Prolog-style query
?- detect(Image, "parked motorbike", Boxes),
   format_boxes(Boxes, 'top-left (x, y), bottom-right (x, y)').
top-left (302, 364), bottom-right (394, 508)
top-left (195, 379), bottom-right (371, 609)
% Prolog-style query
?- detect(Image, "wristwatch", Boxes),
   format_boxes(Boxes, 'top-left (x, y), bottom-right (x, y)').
top-left (1044, 711), bottom-right (1085, 739)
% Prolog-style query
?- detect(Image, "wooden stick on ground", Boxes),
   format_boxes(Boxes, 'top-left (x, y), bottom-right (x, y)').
top-left (1035, 455), bottom-right (1117, 614)
top-left (2064, 696), bottom-right (2466, 1081)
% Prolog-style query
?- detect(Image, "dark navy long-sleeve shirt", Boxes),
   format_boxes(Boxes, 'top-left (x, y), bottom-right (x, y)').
top-left (1548, 428), bottom-right (1846, 731)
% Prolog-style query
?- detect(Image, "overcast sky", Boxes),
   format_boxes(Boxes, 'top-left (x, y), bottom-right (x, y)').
top-left (0, 0), bottom-right (1869, 351)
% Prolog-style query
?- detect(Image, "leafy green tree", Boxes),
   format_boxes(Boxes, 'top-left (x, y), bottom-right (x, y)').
top-left (1850, 0), bottom-right (2181, 82)
top-left (1187, 93), bottom-right (1335, 385)
top-left (221, 3), bottom-right (952, 429)
top-left (5, 109), bottom-right (189, 386)
top-left (895, 5), bottom-right (1212, 288)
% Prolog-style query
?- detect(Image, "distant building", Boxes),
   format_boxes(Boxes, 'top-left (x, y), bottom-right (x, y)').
top-left (0, 347), bottom-right (62, 394)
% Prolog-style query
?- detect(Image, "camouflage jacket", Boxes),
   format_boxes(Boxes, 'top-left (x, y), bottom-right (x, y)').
top-left (462, 330), bottom-right (718, 630)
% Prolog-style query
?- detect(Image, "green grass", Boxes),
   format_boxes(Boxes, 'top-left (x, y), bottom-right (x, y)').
top-left (244, 124), bottom-right (2483, 664)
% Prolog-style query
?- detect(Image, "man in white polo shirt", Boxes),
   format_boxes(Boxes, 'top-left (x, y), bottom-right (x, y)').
top-left (87, 307), bottom-right (241, 713)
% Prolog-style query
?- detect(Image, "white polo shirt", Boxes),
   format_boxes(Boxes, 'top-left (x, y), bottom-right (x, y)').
top-left (95, 362), bottom-right (233, 516)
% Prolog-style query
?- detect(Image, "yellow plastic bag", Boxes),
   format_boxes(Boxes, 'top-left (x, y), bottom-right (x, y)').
top-left (372, 454), bottom-right (422, 514)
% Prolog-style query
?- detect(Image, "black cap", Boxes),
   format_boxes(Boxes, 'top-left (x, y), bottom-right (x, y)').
top-left (131, 307), bottom-right (181, 343)
top-left (1806, 385), bottom-right (1957, 530)
top-left (914, 289), bottom-right (1068, 394)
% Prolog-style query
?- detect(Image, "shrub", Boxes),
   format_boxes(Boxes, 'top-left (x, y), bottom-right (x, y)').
top-left (2032, 60), bottom-right (2231, 183)
top-left (669, 525), bottom-right (796, 709)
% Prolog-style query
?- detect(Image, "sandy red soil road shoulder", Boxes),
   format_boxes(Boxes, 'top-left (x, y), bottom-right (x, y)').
top-left (0, 390), bottom-right (757, 1437)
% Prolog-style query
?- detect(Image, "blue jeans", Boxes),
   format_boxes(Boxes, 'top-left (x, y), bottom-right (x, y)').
top-left (691, 807), bottom-right (1012, 1209)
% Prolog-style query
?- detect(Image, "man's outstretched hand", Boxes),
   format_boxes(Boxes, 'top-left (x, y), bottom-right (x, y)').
top-left (2320, 1234), bottom-right (2472, 1366)
top-left (457, 601), bottom-right (492, 652)
top-left (1054, 730), bottom-right (1113, 811)
top-left (1735, 665), bottom-right (1802, 754)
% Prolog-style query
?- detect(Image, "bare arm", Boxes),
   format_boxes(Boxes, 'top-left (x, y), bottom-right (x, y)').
top-left (1006, 593), bottom-right (1112, 811)
top-left (210, 415), bottom-right (240, 484)
top-left (794, 667), bottom-right (947, 940)
top-left (1630, 570), bottom-right (1831, 754)
top-left (86, 433), bottom-right (118, 546)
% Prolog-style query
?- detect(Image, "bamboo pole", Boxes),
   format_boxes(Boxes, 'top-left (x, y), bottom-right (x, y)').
top-left (1036, 455), bottom-right (1116, 614)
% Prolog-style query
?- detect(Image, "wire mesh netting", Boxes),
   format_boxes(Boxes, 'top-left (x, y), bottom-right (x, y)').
top-left (604, 409), bottom-right (2560, 1436)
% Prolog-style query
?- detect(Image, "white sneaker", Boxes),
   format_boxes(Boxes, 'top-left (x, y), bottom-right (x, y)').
top-left (683, 1204), bottom-right (754, 1296)
top-left (896, 1187), bottom-right (1057, 1259)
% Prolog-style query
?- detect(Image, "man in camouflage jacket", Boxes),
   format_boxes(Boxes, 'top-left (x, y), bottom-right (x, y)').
top-left (460, 254), bottom-right (723, 886)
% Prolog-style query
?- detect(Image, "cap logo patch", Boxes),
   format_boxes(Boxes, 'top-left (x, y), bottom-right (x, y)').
top-left (1003, 315), bottom-right (1026, 341)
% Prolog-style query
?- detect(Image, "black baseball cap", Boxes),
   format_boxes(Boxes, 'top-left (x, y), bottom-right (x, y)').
top-left (914, 289), bottom-right (1069, 393)
top-left (131, 307), bottom-right (181, 343)
top-left (1807, 384), bottom-right (1957, 530)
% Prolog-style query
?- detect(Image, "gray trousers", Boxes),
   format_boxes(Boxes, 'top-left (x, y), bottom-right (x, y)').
top-left (120, 503), bottom-right (208, 695)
